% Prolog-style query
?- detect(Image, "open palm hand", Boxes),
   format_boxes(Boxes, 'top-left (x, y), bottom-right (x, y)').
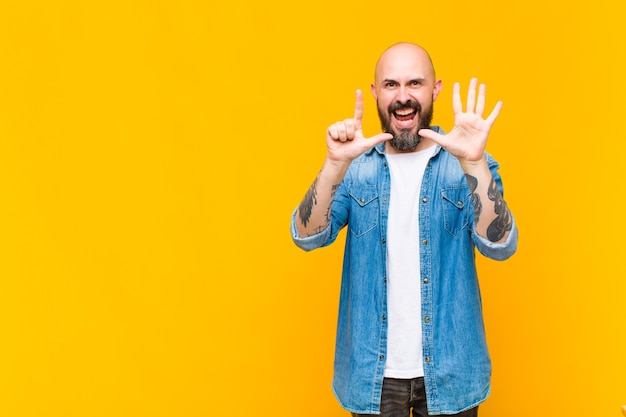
top-left (419, 78), bottom-right (502, 162)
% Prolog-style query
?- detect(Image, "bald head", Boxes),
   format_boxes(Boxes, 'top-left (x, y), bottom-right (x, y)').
top-left (374, 42), bottom-right (436, 85)
top-left (371, 42), bottom-right (442, 153)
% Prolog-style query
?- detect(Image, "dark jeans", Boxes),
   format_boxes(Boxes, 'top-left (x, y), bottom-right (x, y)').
top-left (351, 377), bottom-right (478, 417)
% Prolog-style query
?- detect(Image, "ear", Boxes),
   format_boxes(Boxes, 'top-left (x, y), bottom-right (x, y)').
top-left (432, 79), bottom-right (442, 101)
top-left (370, 82), bottom-right (377, 100)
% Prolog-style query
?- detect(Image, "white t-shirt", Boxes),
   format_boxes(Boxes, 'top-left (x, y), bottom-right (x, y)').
top-left (384, 146), bottom-right (435, 379)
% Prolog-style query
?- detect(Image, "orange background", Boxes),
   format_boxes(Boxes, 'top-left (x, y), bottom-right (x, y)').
top-left (0, 0), bottom-right (624, 416)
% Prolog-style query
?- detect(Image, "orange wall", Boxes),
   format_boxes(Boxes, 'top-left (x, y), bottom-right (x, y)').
top-left (0, 1), bottom-right (624, 416)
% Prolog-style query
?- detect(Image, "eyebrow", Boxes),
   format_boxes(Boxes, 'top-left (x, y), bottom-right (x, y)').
top-left (381, 77), bottom-right (426, 84)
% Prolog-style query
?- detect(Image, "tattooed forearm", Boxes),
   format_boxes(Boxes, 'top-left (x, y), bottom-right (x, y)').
top-left (465, 174), bottom-right (483, 221)
top-left (486, 178), bottom-right (512, 242)
top-left (298, 175), bottom-right (341, 234)
top-left (298, 176), bottom-right (318, 228)
top-left (465, 174), bottom-right (512, 242)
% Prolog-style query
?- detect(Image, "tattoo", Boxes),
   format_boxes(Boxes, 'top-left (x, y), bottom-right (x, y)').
top-left (312, 225), bottom-right (326, 235)
top-left (465, 175), bottom-right (512, 242)
top-left (324, 184), bottom-right (340, 224)
top-left (465, 174), bottom-right (482, 221)
top-left (298, 175), bottom-right (341, 233)
top-left (298, 176), bottom-right (318, 228)
top-left (486, 178), bottom-right (512, 242)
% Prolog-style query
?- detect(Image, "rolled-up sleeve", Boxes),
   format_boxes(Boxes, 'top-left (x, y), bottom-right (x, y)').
top-left (290, 208), bottom-right (332, 252)
top-left (473, 216), bottom-right (518, 260)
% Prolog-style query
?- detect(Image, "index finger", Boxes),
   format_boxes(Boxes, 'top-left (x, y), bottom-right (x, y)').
top-left (353, 89), bottom-right (364, 130)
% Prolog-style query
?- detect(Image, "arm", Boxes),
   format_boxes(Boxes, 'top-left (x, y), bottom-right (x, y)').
top-left (295, 90), bottom-right (392, 237)
top-left (296, 159), bottom-right (349, 237)
top-left (419, 78), bottom-right (512, 243)
top-left (461, 157), bottom-right (512, 243)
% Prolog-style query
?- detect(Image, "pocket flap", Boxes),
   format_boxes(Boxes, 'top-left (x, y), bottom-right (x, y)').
top-left (348, 186), bottom-right (378, 207)
top-left (441, 188), bottom-right (468, 209)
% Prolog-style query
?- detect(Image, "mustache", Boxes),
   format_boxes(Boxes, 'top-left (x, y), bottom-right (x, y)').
top-left (388, 100), bottom-right (422, 113)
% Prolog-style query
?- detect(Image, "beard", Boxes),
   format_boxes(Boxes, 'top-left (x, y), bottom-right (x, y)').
top-left (377, 99), bottom-right (434, 152)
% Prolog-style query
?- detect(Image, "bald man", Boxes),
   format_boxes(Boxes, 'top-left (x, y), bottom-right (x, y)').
top-left (291, 43), bottom-right (518, 416)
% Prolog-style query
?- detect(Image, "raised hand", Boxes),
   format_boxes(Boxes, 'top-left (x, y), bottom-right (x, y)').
top-left (418, 78), bottom-right (502, 162)
top-left (326, 89), bottom-right (393, 163)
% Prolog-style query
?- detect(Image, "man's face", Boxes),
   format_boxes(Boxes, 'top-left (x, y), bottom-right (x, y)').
top-left (371, 46), bottom-right (441, 152)
top-left (376, 92), bottom-right (434, 152)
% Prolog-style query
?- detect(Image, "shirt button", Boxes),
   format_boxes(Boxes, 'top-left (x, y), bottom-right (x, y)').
top-left (422, 240), bottom-right (428, 245)
top-left (379, 355), bottom-right (384, 360)
top-left (424, 357), bottom-right (430, 363)
top-left (383, 198), bottom-right (387, 202)
top-left (423, 278), bottom-right (429, 284)
top-left (360, 198), bottom-right (365, 203)
top-left (424, 317), bottom-right (430, 323)
top-left (382, 315), bottom-right (386, 321)
top-left (382, 238), bottom-right (386, 244)
top-left (422, 197), bottom-right (428, 203)
top-left (457, 200), bottom-right (464, 207)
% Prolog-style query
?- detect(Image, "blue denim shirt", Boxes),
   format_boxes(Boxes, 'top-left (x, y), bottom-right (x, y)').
top-left (291, 128), bottom-right (518, 415)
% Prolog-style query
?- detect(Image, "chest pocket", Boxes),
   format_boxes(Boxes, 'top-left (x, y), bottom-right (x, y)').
top-left (441, 186), bottom-right (470, 238)
top-left (347, 184), bottom-right (379, 237)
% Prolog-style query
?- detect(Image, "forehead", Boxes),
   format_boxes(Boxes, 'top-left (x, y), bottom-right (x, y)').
top-left (375, 46), bottom-right (435, 82)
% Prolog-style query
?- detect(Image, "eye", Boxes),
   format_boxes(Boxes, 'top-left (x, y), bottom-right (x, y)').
top-left (384, 81), bottom-right (397, 88)
top-left (411, 80), bottom-right (422, 86)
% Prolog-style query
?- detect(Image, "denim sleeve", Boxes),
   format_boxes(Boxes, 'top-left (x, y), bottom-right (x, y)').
top-left (290, 208), bottom-right (332, 252)
top-left (471, 153), bottom-right (518, 260)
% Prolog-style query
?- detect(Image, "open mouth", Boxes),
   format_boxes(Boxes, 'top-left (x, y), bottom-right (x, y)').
top-left (393, 107), bottom-right (417, 122)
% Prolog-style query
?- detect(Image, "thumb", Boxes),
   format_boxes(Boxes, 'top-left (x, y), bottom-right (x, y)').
top-left (369, 132), bottom-right (393, 145)
top-left (418, 128), bottom-right (445, 146)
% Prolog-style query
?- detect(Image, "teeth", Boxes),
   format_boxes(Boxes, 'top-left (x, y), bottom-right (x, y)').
top-left (395, 109), bottom-right (415, 116)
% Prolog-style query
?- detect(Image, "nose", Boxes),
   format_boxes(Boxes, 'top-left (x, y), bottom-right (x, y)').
top-left (398, 86), bottom-right (410, 103)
